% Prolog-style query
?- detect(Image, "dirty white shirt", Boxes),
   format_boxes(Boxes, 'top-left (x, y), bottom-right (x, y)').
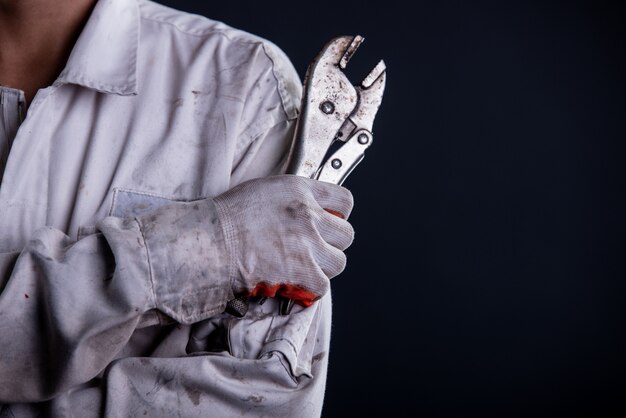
top-left (0, 0), bottom-right (332, 416)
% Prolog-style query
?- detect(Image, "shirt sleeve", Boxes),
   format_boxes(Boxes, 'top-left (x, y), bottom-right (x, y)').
top-left (229, 40), bottom-right (302, 185)
top-left (99, 296), bottom-right (331, 417)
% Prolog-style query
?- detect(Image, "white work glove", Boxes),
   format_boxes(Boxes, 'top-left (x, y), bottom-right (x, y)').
top-left (213, 175), bottom-right (354, 307)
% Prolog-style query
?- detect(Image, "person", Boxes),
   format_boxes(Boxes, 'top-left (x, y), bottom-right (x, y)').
top-left (0, 0), bottom-right (355, 416)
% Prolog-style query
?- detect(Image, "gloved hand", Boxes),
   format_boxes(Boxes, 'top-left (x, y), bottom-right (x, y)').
top-left (213, 175), bottom-right (354, 307)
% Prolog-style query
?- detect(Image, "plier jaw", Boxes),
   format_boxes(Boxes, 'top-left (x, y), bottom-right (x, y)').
top-left (287, 35), bottom-right (386, 184)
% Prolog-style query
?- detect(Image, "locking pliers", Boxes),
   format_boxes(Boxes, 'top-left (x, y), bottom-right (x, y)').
top-left (225, 35), bottom-right (386, 318)
top-left (280, 34), bottom-right (386, 314)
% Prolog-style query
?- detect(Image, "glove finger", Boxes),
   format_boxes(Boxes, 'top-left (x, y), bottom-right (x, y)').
top-left (309, 180), bottom-right (354, 220)
top-left (316, 210), bottom-right (355, 251)
top-left (315, 243), bottom-right (347, 279)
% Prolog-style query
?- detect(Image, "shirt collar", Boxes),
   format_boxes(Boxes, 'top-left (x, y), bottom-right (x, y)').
top-left (56, 0), bottom-right (139, 96)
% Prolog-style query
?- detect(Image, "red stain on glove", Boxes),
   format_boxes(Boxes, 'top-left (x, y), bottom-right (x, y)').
top-left (324, 208), bottom-right (345, 219)
top-left (248, 282), bottom-right (318, 307)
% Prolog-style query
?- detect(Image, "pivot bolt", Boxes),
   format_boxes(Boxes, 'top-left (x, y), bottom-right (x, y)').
top-left (320, 101), bottom-right (335, 114)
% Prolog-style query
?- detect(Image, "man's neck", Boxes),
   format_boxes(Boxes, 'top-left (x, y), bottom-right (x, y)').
top-left (0, 0), bottom-right (97, 105)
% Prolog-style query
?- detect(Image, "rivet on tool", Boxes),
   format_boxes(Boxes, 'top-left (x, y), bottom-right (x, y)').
top-left (331, 159), bottom-right (342, 169)
top-left (358, 133), bottom-right (369, 144)
top-left (320, 101), bottom-right (335, 114)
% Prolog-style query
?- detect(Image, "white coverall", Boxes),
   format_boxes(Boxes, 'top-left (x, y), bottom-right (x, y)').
top-left (0, 0), bottom-right (333, 416)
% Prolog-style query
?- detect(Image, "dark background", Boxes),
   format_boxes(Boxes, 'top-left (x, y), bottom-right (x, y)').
top-left (159, 1), bottom-right (625, 416)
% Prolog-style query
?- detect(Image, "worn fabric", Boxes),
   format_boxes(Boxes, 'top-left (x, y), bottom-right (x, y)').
top-left (0, 0), bottom-right (335, 416)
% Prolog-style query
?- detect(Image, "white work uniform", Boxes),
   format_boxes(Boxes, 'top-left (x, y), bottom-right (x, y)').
top-left (0, 0), bottom-right (332, 416)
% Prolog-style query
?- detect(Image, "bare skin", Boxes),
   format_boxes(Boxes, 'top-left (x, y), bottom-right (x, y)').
top-left (0, 0), bottom-right (96, 107)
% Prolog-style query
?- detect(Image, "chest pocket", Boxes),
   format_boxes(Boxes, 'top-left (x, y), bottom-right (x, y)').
top-left (109, 188), bottom-right (181, 218)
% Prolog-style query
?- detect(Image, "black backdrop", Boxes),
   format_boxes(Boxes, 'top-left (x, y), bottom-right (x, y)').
top-left (157, 1), bottom-right (625, 416)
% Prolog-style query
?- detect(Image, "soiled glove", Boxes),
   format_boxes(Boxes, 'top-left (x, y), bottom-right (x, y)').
top-left (213, 175), bottom-right (354, 306)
